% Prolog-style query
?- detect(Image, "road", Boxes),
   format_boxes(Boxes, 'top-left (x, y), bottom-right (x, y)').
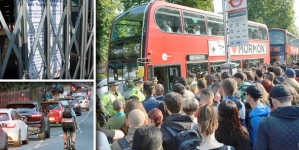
top-left (8, 103), bottom-right (94, 150)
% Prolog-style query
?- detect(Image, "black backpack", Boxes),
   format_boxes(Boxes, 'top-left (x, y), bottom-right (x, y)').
top-left (166, 127), bottom-right (201, 150)
top-left (117, 138), bottom-right (132, 150)
top-left (62, 107), bottom-right (73, 118)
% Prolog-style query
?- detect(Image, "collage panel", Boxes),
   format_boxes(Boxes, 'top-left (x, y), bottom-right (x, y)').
top-left (0, 82), bottom-right (95, 150)
top-left (0, 0), bottom-right (94, 79)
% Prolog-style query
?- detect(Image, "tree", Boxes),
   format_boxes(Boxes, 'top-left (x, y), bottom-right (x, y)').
top-left (97, 0), bottom-right (121, 64)
top-left (248, 0), bottom-right (298, 36)
top-left (121, 0), bottom-right (213, 12)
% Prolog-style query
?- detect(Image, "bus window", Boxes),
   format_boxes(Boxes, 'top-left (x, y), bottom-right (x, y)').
top-left (259, 58), bottom-right (264, 65)
top-left (249, 59), bottom-right (259, 68)
top-left (231, 60), bottom-right (241, 68)
top-left (155, 7), bottom-right (181, 33)
top-left (210, 61), bottom-right (225, 74)
top-left (183, 11), bottom-right (206, 35)
top-left (186, 63), bottom-right (208, 79)
top-left (269, 30), bottom-right (285, 45)
top-left (242, 59), bottom-right (249, 70)
top-left (207, 16), bottom-right (224, 36)
top-left (248, 25), bottom-right (258, 39)
top-left (258, 26), bottom-right (268, 40)
top-left (111, 5), bottom-right (147, 41)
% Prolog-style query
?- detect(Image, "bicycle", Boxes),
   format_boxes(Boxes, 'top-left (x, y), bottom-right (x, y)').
top-left (65, 126), bottom-right (74, 150)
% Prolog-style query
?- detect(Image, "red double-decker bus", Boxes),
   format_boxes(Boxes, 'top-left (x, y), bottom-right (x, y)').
top-left (269, 28), bottom-right (299, 65)
top-left (108, 1), bottom-right (270, 92)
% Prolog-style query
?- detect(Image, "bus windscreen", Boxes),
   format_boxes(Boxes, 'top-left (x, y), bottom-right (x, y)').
top-left (269, 30), bottom-right (285, 45)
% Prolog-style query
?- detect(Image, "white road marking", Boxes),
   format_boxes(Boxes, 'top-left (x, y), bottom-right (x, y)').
top-left (33, 140), bottom-right (44, 148)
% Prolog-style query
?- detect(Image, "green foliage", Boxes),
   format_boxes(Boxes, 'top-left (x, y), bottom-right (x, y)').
top-left (168, 0), bottom-right (213, 12)
top-left (248, 0), bottom-right (298, 36)
top-left (0, 83), bottom-right (44, 92)
top-left (97, 0), bottom-right (121, 64)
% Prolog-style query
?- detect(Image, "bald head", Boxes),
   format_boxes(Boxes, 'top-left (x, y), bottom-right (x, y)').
top-left (127, 109), bottom-right (146, 128)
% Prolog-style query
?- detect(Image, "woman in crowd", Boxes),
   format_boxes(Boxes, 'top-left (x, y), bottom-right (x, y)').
top-left (148, 108), bottom-right (163, 128)
top-left (255, 83), bottom-right (270, 107)
top-left (215, 100), bottom-right (251, 150)
top-left (197, 104), bottom-right (235, 150)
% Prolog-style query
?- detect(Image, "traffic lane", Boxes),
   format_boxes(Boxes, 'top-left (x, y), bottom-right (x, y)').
top-left (8, 108), bottom-right (94, 150)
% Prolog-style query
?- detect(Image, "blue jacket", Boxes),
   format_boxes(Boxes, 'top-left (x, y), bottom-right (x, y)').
top-left (142, 96), bottom-right (159, 113)
top-left (155, 95), bottom-right (165, 101)
top-left (249, 103), bottom-right (270, 146)
top-left (254, 106), bottom-right (299, 150)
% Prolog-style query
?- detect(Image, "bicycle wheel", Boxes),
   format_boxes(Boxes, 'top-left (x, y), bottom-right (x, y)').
top-left (67, 130), bottom-right (72, 150)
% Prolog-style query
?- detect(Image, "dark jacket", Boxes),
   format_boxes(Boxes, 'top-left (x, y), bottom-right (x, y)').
top-left (155, 95), bottom-right (165, 101)
top-left (160, 113), bottom-right (194, 150)
top-left (254, 106), bottom-right (299, 150)
top-left (142, 96), bottom-right (159, 113)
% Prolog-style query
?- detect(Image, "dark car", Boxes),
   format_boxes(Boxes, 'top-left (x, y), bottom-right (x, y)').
top-left (58, 98), bottom-right (82, 116)
top-left (6, 101), bottom-right (51, 140)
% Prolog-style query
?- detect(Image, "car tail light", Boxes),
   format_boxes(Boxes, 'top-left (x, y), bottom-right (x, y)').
top-left (31, 114), bottom-right (42, 118)
top-left (4, 123), bottom-right (16, 128)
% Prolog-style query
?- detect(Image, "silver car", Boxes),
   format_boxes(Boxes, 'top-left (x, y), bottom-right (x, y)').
top-left (72, 93), bottom-right (90, 111)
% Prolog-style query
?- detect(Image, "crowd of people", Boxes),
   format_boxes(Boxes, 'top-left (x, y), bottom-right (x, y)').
top-left (97, 61), bottom-right (299, 150)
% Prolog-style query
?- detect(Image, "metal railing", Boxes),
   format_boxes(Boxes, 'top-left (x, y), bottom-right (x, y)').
top-left (0, 0), bottom-right (94, 79)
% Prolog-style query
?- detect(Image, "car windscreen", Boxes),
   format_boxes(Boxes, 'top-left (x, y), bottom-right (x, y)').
top-left (59, 100), bottom-right (70, 107)
top-left (6, 104), bottom-right (36, 109)
top-left (0, 113), bottom-right (9, 121)
top-left (41, 103), bottom-right (60, 110)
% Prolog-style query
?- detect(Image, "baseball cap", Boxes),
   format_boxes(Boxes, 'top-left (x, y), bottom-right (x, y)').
top-left (269, 85), bottom-right (291, 98)
top-left (284, 68), bottom-right (295, 78)
top-left (245, 85), bottom-right (262, 98)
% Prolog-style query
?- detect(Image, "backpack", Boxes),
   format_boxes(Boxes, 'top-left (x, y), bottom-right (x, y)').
top-left (166, 126), bottom-right (201, 150)
top-left (62, 107), bottom-right (73, 118)
top-left (117, 138), bottom-right (132, 150)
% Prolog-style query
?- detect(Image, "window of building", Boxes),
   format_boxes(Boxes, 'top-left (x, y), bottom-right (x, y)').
top-left (183, 12), bottom-right (206, 35)
top-left (155, 7), bottom-right (181, 33)
top-left (207, 17), bottom-right (224, 36)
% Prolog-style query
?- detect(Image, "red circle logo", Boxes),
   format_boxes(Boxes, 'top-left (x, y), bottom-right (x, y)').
top-left (229, 0), bottom-right (243, 8)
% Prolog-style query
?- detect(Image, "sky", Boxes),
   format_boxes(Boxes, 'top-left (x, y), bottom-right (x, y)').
top-left (213, 0), bottom-right (299, 31)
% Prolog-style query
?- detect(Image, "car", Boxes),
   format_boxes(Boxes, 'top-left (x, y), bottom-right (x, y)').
top-left (0, 123), bottom-right (8, 150)
top-left (58, 98), bottom-right (82, 116)
top-left (41, 101), bottom-right (64, 124)
top-left (73, 83), bottom-right (92, 97)
top-left (72, 92), bottom-right (90, 111)
top-left (96, 77), bottom-right (131, 100)
top-left (6, 101), bottom-right (51, 140)
top-left (0, 109), bottom-right (28, 147)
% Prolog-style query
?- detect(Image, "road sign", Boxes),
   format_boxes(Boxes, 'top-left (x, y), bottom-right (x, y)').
top-left (227, 0), bottom-right (249, 47)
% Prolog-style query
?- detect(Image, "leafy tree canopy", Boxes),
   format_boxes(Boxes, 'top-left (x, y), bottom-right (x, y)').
top-left (248, 0), bottom-right (298, 36)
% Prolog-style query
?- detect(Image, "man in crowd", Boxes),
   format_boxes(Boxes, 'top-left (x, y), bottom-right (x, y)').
top-left (149, 77), bottom-right (158, 86)
top-left (205, 74), bottom-right (215, 89)
top-left (188, 73), bottom-right (197, 86)
top-left (129, 78), bottom-right (145, 101)
top-left (233, 72), bottom-right (252, 101)
top-left (254, 69), bottom-right (263, 83)
top-left (254, 85), bottom-right (299, 150)
top-left (194, 89), bottom-right (214, 118)
top-left (155, 84), bottom-right (165, 101)
top-left (142, 81), bottom-right (160, 113)
top-left (245, 85), bottom-right (271, 147)
top-left (160, 92), bottom-right (194, 150)
top-left (132, 125), bottom-right (163, 150)
top-left (284, 68), bottom-right (296, 80)
top-left (111, 109), bottom-right (146, 150)
top-left (177, 77), bottom-right (195, 99)
top-left (100, 81), bottom-right (125, 117)
top-left (106, 100), bottom-right (126, 130)
top-left (220, 78), bottom-right (246, 126)
top-left (273, 67), bottom-right (284, 85)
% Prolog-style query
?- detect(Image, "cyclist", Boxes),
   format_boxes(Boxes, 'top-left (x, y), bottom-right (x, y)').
top-left (62, 105), bottom-right (78, 150)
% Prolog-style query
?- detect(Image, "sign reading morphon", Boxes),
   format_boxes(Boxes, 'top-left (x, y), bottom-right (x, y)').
top-left (208, 41), bottom-right (266, 56)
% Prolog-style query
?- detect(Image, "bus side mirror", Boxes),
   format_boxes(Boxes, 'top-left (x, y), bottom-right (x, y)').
top-left (136, 66), bottom-right (144, 78)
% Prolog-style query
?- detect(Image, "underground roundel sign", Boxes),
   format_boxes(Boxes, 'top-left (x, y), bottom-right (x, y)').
top-left (229, 0), bottom-right (244, 8)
